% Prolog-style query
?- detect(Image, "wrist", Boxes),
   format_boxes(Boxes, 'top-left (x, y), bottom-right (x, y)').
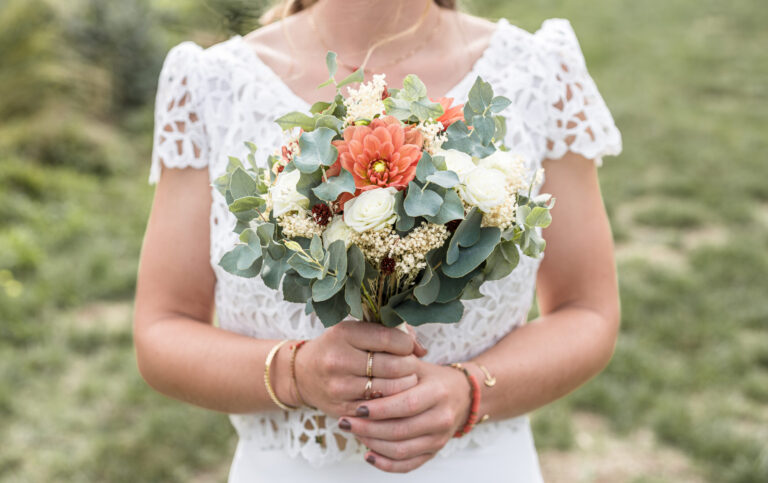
top-left (271, 340), bottom-right (300, 408)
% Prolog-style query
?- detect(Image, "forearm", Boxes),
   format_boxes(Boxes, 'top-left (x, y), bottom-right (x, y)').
top-left (134, 317), bottom-right (297, 414)
top-left (468, 304), bottom-right (619, 421)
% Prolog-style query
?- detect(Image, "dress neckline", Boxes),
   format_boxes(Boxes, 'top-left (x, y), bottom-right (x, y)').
top-left (228, 18), bottom-right (508, 110)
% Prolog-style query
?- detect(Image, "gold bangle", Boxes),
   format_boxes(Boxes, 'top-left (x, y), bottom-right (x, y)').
top-left (289, 341), bottom-right (316, 410)
top-left (264, 340), bottom-right (299, 411)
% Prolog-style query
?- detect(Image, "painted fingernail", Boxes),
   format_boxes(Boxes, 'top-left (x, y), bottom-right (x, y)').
top-left (356, 406), bottom-right (369, 417)
top-left (339, 418), bottom-right (351, 431)
top-left (366, 454), bottom-right (376, 465)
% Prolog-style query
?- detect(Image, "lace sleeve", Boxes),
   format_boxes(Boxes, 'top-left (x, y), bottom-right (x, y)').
top-left (537, 19), bottom-right (622, 165)
top-left (148, 42), bottom-right (210, 184)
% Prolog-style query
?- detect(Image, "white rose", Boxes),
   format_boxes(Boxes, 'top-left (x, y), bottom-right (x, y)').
top-left (458, 167), bottom-right (508, 212)
top-left (435, 148), bottom-right (476, 180)
top-left (269, 169), bottom-right (309, 217)
top-left (343, 187), bottom-right (398, 233)
top-left (322, 215), bottom-right (353, 249)
top-left (477, 150), bottom-right (526, 185)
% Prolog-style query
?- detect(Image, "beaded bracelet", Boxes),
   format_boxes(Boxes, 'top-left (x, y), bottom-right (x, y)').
top-left (288, 340), bottom-right (317, 410)
top-left (449, 363), bottom-right (481, 438)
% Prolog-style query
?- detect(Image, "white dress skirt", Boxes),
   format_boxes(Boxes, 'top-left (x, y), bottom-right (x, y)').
top-left (228, 415), bottom-right (544, 482)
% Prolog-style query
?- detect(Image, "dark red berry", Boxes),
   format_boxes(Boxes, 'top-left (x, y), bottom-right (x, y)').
top-left (381, 87), bottom-right (390, 100)
top-left (380, 257), bottom-right (396, 275)
top-left (277, 165), bottom-right (285, 173)
top-left (311, 203), bottom-right (332, 226)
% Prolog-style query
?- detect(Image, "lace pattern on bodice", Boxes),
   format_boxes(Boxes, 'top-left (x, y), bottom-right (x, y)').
top-left (149, 17), bottom-right (621, 467)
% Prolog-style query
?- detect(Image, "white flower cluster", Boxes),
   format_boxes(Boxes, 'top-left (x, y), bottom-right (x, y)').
top-left (416, 120), bottom-right (446, 155)
top-left (348, 222), bottom-right (448, 282)
top-left (349, 228), bottom-right (400, 266)
top-left (390, 222), bottom-right (449, 281)
top-left (278, 212), bottom-right (324, 239)
top-left (343, 74), bottom-right (387, 125)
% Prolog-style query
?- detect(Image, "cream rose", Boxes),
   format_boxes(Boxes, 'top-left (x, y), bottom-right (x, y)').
top-left (435, 148), bottom-right (476, 180)
top-left (269, 169), bottom-right (309, 217)
top-left (343, 187), bottom-right (398, 233)
top-left (322, 215), bottom-right (353, 249)
top-left (458, 167), bottom-right (508, 212)
top-left (477, 150), bottom-right (526, 186)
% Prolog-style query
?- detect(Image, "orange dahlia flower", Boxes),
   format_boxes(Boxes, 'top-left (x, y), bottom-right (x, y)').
top-left (433, 97), bottom-right (465, 129)
top-left (333, 115), bottom-right (422, 195)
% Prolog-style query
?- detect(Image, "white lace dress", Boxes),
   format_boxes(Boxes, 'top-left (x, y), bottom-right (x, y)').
top-left (149, 17), bottom-right (621, 482)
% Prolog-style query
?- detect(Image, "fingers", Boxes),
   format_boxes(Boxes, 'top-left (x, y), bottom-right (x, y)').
top-left (339, 407), bottom-right (453, 441)
top-left (358, 434), bottom-right (445, 461)
top-left (364, 450), bottom-right (434, 473)
top-left (339, 321), bottom-right (414, 355)
top-left (339, 374), bottom-right (418, 402)
top-left (351, 351), bottom-right (419, 378)
top-left (405, 324), bottom-right (428, 358)
top-left (351, 382), bottom-right (439, 420)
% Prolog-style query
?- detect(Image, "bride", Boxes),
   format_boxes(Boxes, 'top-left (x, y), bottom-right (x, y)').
top-left (133, 0), bottom-right (622, 481)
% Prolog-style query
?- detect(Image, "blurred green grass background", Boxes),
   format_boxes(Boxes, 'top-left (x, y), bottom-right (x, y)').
top-left (1, 0), bottom-right (766, 481)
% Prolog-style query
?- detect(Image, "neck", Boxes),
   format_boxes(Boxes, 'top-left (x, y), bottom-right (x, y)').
top-left (309, 0), bottom-right (440, 63)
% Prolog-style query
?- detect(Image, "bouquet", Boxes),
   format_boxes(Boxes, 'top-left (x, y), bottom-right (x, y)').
top-left (215, 53), bottom-right (554, 327)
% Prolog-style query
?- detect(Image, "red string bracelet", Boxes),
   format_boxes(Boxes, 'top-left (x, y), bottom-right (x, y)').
top-left (449, 363), bottom-right (481, 438)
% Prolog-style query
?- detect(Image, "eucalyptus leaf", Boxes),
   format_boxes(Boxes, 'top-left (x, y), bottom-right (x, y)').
top-left (436, 267), bottom-right (481, 303)
top-left (219, 245), bottom-right (262, 278)
top-left (425, 189), bottom-right (464, 225)
top-left (287, 253), bottom-right (323, 279)
top-left (229, 196), bottom-right (266, 213)
top-left (345, 281), bottom-right (363, 320)
top-left (415, 152), bottom-right (436, 183)
top-left (275, 111), bottom-right (316, 132)
top-left (347, 245), bottom-right (365, 284)
top-left (337, 68), bottom-right (364, 89)
top-left (325, 51), bottom-right (338, 78)
top-left (393, 299), bottom-right (464, 326)
top-left (312, 168), bottom-right (356, 201)
top-left (425, 170), bottom-right (459, 188)
top-left (313, 290), bottom-right (350, 327)
top-left (394, 190), bottom-right (415, 232)
top-left (261, 248), bottom-right (290, 289)
top-left (229, 167), bottom-right (258, 199)
top-left (379, 290), bottom-right (411, 327)
top-left (483, 245), bottom-right (515, 281)
top-left (489, 96), bottom-right (512, 113)
top-left (282, 271), bottom-right (312, 303)
top-left (293, 127), bottom-right (339, 173)
top-left (443, 227), bottom-right (501, 278)
top-left (413, 263), bottom-right (440, 305)
top-left (525, 205), bottom-right (553, 228)
top-left (310, 234), bottom-right (324, 261)
top-left (446, 207), bottom-right (482, 264)
top-left (404, 181), bottom-right (442, 217)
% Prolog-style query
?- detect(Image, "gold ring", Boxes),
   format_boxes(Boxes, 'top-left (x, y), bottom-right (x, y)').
top-left (363, 377), bottom-right (373, 400)
top-left (366, 351), bottom-right (374, 378)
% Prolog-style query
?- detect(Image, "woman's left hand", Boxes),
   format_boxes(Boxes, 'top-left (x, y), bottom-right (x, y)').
top-left (337, 360), bottom-right (472, 473)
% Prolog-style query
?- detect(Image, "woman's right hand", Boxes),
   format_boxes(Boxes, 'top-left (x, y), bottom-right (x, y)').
top-left (292, 321), bottom-right (424, 418)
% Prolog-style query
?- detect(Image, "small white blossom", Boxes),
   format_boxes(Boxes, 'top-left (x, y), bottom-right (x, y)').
top-left (416, 120), bottom-right (446, 154)
top-left (343, 74), bottom-right (387, 125)
top-left (278, 212), bottom-right (323, 239)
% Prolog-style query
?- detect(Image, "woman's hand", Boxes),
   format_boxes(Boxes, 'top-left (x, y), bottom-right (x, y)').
top-left (292, 321), bottom-right (424, 418)
top-left (337, 360), bottom-right (473, 473)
